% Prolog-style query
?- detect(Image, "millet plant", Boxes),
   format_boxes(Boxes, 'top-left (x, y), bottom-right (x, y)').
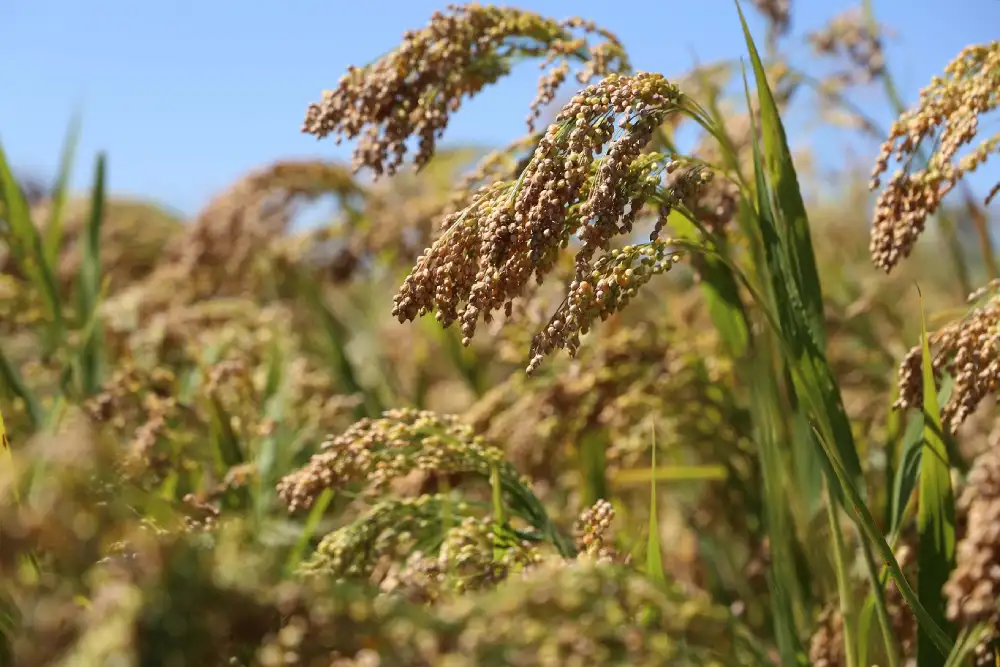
top-left (0, 2), bottom-right (998, 666)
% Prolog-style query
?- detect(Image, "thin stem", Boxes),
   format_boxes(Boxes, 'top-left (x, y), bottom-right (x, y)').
top-left (861, 538), bottom-right (901, 667)
top-left (964, 189), bottom-right (998, 282)
top-left (827, 492), bottom-right (858, 667)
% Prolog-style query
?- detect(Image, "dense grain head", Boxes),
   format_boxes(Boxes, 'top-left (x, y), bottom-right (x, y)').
top-left (168, 159), bottom-right (361, 273)
top-left (389, 72), bottom-right (710, 372)
top-left (573, 499), bottom-right (624, 563)
top-left (944, 426), bottom-right (1000, 665)
top-left (895, 281), bottom-right (1000, 431)
top-left (807, 7), bottom-right (886, 85)
top-left (748, 0), bottom-right (791, 40)
top-left (276, 409), bottom-right (525, 513)
top-left (869, 41), bottom-right (999, 273)
top-left (302, 4), bottom-right (629, 177)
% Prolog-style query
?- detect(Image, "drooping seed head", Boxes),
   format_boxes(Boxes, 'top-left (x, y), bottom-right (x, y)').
top-left (869, 42), bottom-right (999, 273)
top-left (390, 72), bottom-right (708, 372)
top-left (302, 4), bottom-right (629, 177)
top-left (895, 280), bottom-right (1000, 431)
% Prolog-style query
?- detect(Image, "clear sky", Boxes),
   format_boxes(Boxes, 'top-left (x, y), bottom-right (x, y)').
top-left (2, 0), bottom-right (998, 217)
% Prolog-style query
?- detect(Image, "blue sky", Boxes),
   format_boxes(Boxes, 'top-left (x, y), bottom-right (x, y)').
top-left (2, 0), bottom-right (998, 217)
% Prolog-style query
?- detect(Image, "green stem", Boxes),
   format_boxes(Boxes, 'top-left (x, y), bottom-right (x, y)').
top-left (861, 538), bottom-right (901, 667)
top-left (827, 493), bottom-right (858, 667)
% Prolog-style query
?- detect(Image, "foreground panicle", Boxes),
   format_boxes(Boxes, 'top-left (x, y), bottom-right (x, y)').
top-left (895, 281), bottom-right (1000, 431)
top-left (276, 408), bottom-right (528, 512)
top-left (869, 41), bottom-right (999, 273)
top-left (302, 4), bottom-right (628, 176)
top-left (390, 72), bottom-right (709, 372)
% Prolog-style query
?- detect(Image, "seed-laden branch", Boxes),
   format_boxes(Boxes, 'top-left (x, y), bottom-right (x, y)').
top-left (894, 280), bottom-right (1000, 432)
top-left (868, 41), bottom-right (999, 274)
top-left (302, 4), bottom-right (629, 176)
top-left (388, 74), bottom-right (714, 373)
top-left (867, 41), bottom-right (1000, 435)
top-left (303, 4), bottom-right (738, 373)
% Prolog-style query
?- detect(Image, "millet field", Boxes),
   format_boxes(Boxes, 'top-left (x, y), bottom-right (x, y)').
top-left (1, 1), bottom-right (999, 665)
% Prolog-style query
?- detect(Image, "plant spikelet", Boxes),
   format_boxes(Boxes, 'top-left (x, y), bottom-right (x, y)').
top-left (302, 4), bottom-right (629, 176)
top-left (166, 160), bottom-right (361, 279)
top-left (869, 41), bottom-right (1000, 272)
top-left (895, 281), bottom-right (1000, 430)
top-left (391, 72), bottom-right (710, 371)
top-left (573, 499), bottom-right (623, 563)
top-left (276, 409), bottom-right (529, 512)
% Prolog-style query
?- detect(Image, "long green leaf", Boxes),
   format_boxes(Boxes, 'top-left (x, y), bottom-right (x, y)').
top-left (944, 624), bottom-right (994, 667)
top-left (208, 395), bottom-right (244, 470)
top-left (736, 11), bottom-right (824, 351)
top-left (0, 402), bottom-right (8, 451)
top-left (672, 234), bottom-right (955, 656)
top-left (0, 140), bottom-right (63, 334)
top-left (645, 422), bottom-right (665, 585)
top-left (611, 464), bottom-right (727, 486)
top-left (285, 487), bottom-right (334, 573)
top-left (916, 287), bottom-right (957, 665)
top-left (76, 153), bottom-right (106, 396)
top-left (749, 349), bottom-right (809, 664)
top-left (676, 232), bottom-right (955, 657)
top-left (891, 376), bottom-right (955, 537)
top-left (667, 210), bottom-right (749, 357)
top-left (0, 344), bottom-right (42, 431)
top-left (43, 111), bottom-right (83, 269)
top-left (732, 4), bottom-right (953, 656)
top-left (735, 3), bottom-right (862, 487)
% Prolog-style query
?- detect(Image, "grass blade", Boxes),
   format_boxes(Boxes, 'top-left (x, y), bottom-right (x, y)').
top-left (579, 429), bottom-right (608, 506)
top-left (735, 3), bottom-right (862, 486)
top-left (734, 3), bottom-right (824, 351)
top-left (915, 286), bottom-right (957, 664)
top-left (676, 233), bottom-right (955, 657)
top-left (666, 209), bottom-right (750, 358)
top-left (490, 463), bottom-right (506, 561)
top-left (645, 421), bottom-right (665, 585)
top-left (0, 140), bottom-right (63, 333)
top-left (749, 349), bottom-right (809, 664)
top-left (0, 344), bottom-right (42, 431)
top-left (0, 402), bottom-right (8, 450)
top-left (208, 395), bottom-right (244, 470)
top-left (610, 464), bottom-right (727, 487)
top-left (43, 111), bottom-right (83, 269)
top-left (944, 624), bottom-right (994, 667)
top-left (0, 401), bottom-right (14, 507)
top-left (285, 487), bottom-right (334, 573)
top-left (891, 376), bottom-right (955, 537)
top-left (295, 269), bottom-right (383, 418)
top-left (76, 153), bottom-right (107, 396)
top-left (731, 7), bottom-right (952, 655)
